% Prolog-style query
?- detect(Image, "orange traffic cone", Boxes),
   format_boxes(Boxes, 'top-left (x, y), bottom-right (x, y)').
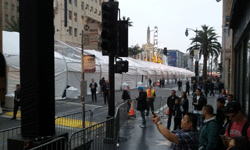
top-left (128, 101), bottom-right (136, 117)
top-left (226, 89), bottom-right (229, 94)
top-left (165, 108), bottom-right (169, 115)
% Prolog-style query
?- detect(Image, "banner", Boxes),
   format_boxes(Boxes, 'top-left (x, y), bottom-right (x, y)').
top-left (83, 23), bottom-right (99, 50)
top-left (84, 55), bottom-right (96, 73)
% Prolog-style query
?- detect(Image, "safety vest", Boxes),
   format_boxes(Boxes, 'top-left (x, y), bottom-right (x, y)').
top-left (146, 89), bottom-right (155, 97)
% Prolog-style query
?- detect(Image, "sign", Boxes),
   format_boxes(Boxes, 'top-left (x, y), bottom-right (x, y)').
top-left (84, 55), bottom-right (96, 73)
top-left (83, 23), bottom-right (99, 50)
top-left (168, 52), bottom-right (177, 67)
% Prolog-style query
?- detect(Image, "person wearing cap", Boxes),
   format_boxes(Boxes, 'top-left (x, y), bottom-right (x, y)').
top-left (216, 97), bottom-right (227, 134)
top-left (146, 85), bottom-right (156, 116)
top-left (221, 102), bottom-right (250, 148)
top-left (136, 86), bottom-right (148, 128)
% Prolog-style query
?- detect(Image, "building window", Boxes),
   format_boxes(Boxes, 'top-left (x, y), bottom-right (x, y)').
top-left (69, 0), bottom-right (72, 4)
top-left (94, 8), bottom-right (97, 14)
top-left (69, 27), bottom-right (72, 35)
top-left (90, 6), bottom-right (93, 12)
top-left (74, 28), bottom-right (77, 37)
top-left (74, 0), bottom-right (77, 7)
top-left (81, 16), bottom-right (84, 23)
top-left (11, 16), bottom-right (15, 21)
top-left (5, 2), bottom-right (8, 9)
top-left (99, 11), bottom-right (101, 16)
top-left (74, 13), bottom-right (77, 22)
top-left (5, 14), bottom-right (9, 21)
top-left (81, 2), bottom-right (84, 10)
top-left (85, 4), bottom-right (89, 10)
top-left (11, 4), bottom-right (14, 11)
top-left (17, 6), bottom-right (19, 12)
top-left (99, 0), bottom-right (102, 5)
top-left (69, 11), bottom-right (72, 20)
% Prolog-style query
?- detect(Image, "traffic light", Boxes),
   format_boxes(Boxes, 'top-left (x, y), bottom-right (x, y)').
top-left (163, 47), bottom-right (167, 55)
top-left (195, 61), bottom-right (199, 76)
top-left (115, 61), bottom-right (129, 73)
top-left (101, 2), bottom-right (119, 55)
top-left (117, 20), bottom-right (128, 57)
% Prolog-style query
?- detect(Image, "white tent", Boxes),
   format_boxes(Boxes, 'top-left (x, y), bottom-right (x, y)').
top-left (3, 31), bottom-right (195, 100)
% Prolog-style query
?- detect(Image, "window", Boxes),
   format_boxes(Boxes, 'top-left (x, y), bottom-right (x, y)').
top-left (5, 14), bottom-right (9, 21)
top-left (90, 6), bottom-right (93, 12)
top-left (11, 4), bottom-right (14, 11)
top-left (99, 11), bottom-right (101, 16)
top-left (94, 8), bottom-right (97, 14)
top-left (81, 2), bottom-right (84, 10)
top-left (69, 11), bottom-right (72, 20)
top-left (99, 0), bottom-right (102, 5)
top-left (85, 4), bottom-right (89, 10)
top-left (74, 0), bottom-right (77, 7)
top-left (69, 0), bottom-right (72, 4)
top-left (81, 16), bottom-right (84, 23)
top-left (5, 2), bottom-right (8, 9)
top-left (17, 6), bottom-right (19, 12)
top-left (11, 16), bottom-right (15, 21)
top-left (74, 28), bottom-right (77, 37)
top-left (69, 27), bottom-right (72, 35)
top-left (74, 13), bottom-right (77, 22)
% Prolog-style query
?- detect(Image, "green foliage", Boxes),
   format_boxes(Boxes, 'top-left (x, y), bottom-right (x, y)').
top-left (4, 18), bottom-right (19, 32)
top-left (128, 46), bottom-right (142, 56)
top-left (186, 25), bottom-right (221, 80)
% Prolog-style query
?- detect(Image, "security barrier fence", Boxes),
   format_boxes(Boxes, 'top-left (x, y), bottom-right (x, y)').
top-left (0, 126), bottom-right (21, 150)
top-left (29, 137), bottom-right (67, 150)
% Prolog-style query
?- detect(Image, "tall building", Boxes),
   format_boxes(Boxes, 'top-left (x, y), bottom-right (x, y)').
top-left (2, 0), bottom-right (19, 30)
top-left (167, 50), bottom-right (184, 68)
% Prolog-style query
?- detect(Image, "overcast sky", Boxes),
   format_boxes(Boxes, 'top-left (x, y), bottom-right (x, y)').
top-left (119, 0), bottom-right (222, 54)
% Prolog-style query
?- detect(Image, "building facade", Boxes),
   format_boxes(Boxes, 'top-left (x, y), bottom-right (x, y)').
top-left (2, 0), bottom-right (19, 30)
top-left (228, 0), bottom-right (250, 118)
top-left (167, 50), bottom-right (184, 68)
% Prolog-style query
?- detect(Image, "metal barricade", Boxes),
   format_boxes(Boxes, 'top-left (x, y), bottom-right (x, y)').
top-left (68, 118), bottom-right (115, 150)
top-left (0, 126), bottom-right (21, 150)
top-left (154, 96), bottom-right (163, 112)
top-left (29, 137), bottom-right (67, 150)
top-left (55, 110), bottom-right (93, 137)
top-left (91, 106), bottom-right (108, 124)
top-left (159, 97), bottom-right (168, 118)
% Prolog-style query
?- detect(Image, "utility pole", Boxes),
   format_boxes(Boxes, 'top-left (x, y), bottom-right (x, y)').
top-left (81, 30), bottom-right (86, 129)
top-left (222, 0), bottom-right (227, 83)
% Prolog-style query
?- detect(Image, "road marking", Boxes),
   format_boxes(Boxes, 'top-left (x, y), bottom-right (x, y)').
top-left (55, 117), bottom-right (99, 128)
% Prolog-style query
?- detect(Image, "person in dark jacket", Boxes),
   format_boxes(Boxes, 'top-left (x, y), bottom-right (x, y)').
top-left (89, 79), bottom-right (98, 102)
top-left (180, 92), bottom-right (189, 117)
top-left (122, 86), bottom-right (131, 113)
top-left (204, 80), bottom-right (209, 97)
top-left (186, 80), bottom-right (190, 95)
top-left (199, 105), bottom-right (219, 150)
top-left (136, 86), bottom-right (148, 128)
top-left (210, 81), bottom-right (215, 96)
top-left (192, 88), bottom-right (207, 128)
top-left (102, 80), bottom-right (109, 105)
top-left (173, 98), bottom-right (182, 130)
top-left (99, 77), bottom-right (105, 96)
top-left (161, 78), bottom-right (165, 88)
top-left (177, 80), bottom-right (182, 91)
top-left (192, 80), bottom-right (197, 95)
top-left (149, 78), bottom-right (152, 86)
top-left (12, 84), bottom-right (21, 120)
top-left (216, 98), bottom-right (226, 134)
top-left (218, 81), bottom-right (224, 94)
top-left (167, 90), bottom-right (179, 129)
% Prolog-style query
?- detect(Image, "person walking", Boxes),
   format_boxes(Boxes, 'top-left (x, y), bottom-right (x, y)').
top-left (199, 105), bottom-right (219, 150)
top-left (102, 80), bottom-right (109, 105)
top-left (177, 79), bottom-right (182, 91)
top-left (180, 92), bottom-right (189, 117)
top-left (136, 87), bottom-right (148, 128)
top-left (167, 90), bottom-right (179, 129)
top-left (186, 80), bottom-right (190, 95)
top-left (146, 85), bottom-right (156, 116)
top-left (122, 86), bottom-right (131, 113)
top-left (99, 77), bottom-right (105, 96)
top-left (210, 80), bottom-right (215, 96)
top-left (218, 81), bottom-right (225, 94)
top-left (162, 78), bottom-right (165, 88)
top-left (149, 78), bottom-right (152, 86)
top-left (192, 88), bottom-right (207, 129)
top-left (192, 80), bottom-right (197, 95)
top-left (173, 98), bottom-right (182, 130)
top-left (204, 80), bottom-right (209, 97)
top-left (218, 89), bottom-right (228, 100)
top-left (216, 98), bottom-right (227, 134)
top-left (152, 113), bottom-right (199, 150)
top-left (12, 84), bottom-right (21, 120)
top-left (89, 79), bottom-right (98, 102)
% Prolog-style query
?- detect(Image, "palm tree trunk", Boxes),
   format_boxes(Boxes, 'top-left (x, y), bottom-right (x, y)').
top-left (203, 55), bottom-right (208, 80)
top-left (211, 56), bottom-right (213, 78)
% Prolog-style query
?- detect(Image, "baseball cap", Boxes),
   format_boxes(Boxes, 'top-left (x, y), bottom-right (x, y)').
top-left (217, 97), bottom-right (225, 104)
top-left (138, 87), bottom-right (143, 90)
top-left (225, 102), bottom-right (242, 114)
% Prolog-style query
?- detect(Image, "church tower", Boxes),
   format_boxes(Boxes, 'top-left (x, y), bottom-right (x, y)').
top-left (147, 26), bottom-right (150, 43)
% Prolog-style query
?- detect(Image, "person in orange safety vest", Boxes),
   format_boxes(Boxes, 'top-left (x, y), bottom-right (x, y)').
top-left (146, 85), bottom-right (156, 116)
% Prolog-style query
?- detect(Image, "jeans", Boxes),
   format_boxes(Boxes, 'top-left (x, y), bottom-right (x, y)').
top-left (196, 113), bottom-right (204, 128)
top-left (140, 110), bottom-right (146, 125)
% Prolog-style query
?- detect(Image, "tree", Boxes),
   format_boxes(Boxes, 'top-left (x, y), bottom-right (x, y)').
top-left (4, 18), bottom-right (19, 32)
top-left (128, 45), bottom-right (142, 56)
top-left (122, 16), bottom-right (133, 27)
top-left (186, 25), bottom-right (221, 80)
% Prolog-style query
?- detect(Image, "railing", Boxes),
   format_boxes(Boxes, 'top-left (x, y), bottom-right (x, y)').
top-left (68, 118), bottom-right (115, 150)
top-left (91, 106), bottom-right (108, 124)
top-left (29, 137), bottom-right (67, 150)
top-left (0, 126), bottom-right (21, 150)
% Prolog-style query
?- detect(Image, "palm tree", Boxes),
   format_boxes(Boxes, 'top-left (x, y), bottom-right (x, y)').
top-left (122, 16), bottom-right (133, 27)
top-left (186, 25), bottom-right (221, 80)
top-left (4, 18), bottom-right (19, 32)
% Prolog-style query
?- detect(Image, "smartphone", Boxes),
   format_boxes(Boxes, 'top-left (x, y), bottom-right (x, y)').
top-left (152, 112), bottom-right (157, 118)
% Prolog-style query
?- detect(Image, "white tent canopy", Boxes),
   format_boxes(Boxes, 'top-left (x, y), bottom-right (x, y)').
top-left (3, 31), bottom-right (195, 99)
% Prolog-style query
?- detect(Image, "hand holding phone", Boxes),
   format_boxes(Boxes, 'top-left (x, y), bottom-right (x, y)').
top-left (152, 112), bottom-right (157, 118)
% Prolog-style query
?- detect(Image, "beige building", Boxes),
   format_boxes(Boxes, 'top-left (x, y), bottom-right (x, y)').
top-left (2, 0), bottom-right (19, 30)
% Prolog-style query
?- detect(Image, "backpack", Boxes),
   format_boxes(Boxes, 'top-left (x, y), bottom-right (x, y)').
top-left (227, 120), bottom-right (250, 139)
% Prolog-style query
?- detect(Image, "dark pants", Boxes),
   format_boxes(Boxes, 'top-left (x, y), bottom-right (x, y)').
top-left (146, 99), bottom-right (154, 115)
top-left (174, 117), bottom-right (182, 130)
top-left (91, 89), bottom-right (97, 101)
top-left (167, 110), bottom-right (173, 129)
top-left (186, 89), bottom-right (190, 95)
top-left (103, 93), bottom-right (108, 104)
top-left (125, 100), bottom-right (131, 113)
top-left (205, 90), bottom-right (209, 97)
top-left (13, 101), bottom-right (20, 118)
top-left (140, 110), bottom-right (146, 125)
top-left (210, 89), bottom-right (214, 96)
